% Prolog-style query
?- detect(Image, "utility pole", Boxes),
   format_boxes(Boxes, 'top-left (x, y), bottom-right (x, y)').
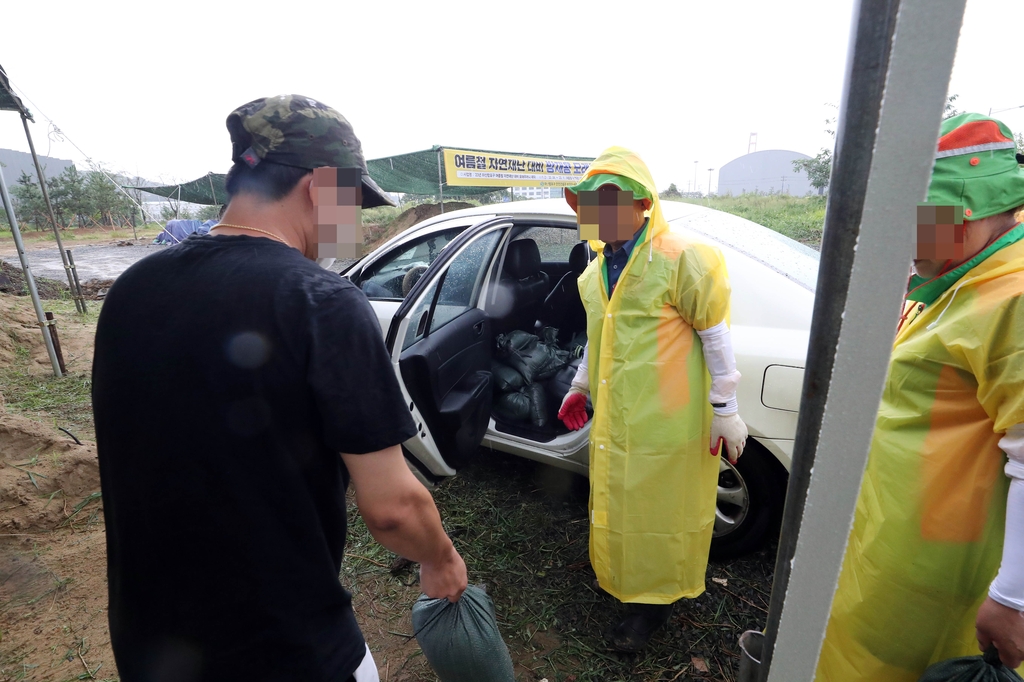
top-left (707, 168), bottom-right (714, 198)
top-left (693, 161), bottom-right (698, 195)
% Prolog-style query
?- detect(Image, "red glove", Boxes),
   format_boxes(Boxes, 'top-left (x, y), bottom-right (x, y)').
top-left (558, 390), bottom-right (589, 431)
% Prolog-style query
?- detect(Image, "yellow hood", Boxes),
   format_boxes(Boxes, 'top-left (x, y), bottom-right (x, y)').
top-left (572, 146), bottom-right (667, 253)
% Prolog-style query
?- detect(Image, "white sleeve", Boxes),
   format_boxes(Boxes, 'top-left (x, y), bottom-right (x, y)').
top-left (989, 424), bottom-right (1024, 611)
top-left (570, 343), bottom-right (589, 392)
top-left (696, 321), bottom-right (741, 416)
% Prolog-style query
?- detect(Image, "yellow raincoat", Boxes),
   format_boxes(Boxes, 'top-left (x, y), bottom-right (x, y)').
top-left (815, 228), bottom-right (1024, 681)
top-left (576, 148), bottom-right (731, 604)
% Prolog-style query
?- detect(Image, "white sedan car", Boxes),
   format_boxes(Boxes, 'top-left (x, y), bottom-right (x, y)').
top-left (342, 198), bottom-right (817, 559)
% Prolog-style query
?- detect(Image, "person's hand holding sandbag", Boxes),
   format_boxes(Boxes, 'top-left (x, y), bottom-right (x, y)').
top-left (917, 646), bottom-right (1024, 681)
top-left (412, 585), bottom-right (515, 682)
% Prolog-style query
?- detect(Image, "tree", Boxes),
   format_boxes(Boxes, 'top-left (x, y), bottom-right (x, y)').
top-left (944, 94), bottom-right (960, 120)
top-left (793, 94), bottom-right (961, 195)
top-left (792, 149), bottom-right (833, 195)
top-left (659, 183), bottom-right (682, 200)
top-left (196, 204), bottom-right (222, 221)
top-left (12, 170), bottom-right (48, 229)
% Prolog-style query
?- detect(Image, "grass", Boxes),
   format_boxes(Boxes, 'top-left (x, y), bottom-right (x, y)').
top-left (0, 369), bottom-right (95, 441)
top-left (343, 451), bottom-right (775, 681)
top-left (0, 223), bottom-right (164, 248)
top-left (0, 299), bottom-right (101, 441)
top-left (667, 193), bottom-right (827, 249)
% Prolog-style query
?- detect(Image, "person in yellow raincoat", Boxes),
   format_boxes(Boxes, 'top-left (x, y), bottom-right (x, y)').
top-left (556, 147), bottom-right (749, 652)
top-left (816, 114), bottom-right (1024, 680)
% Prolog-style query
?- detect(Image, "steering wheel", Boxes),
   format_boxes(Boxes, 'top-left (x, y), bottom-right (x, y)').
top-left (402, 265), bottom-right (428, 296)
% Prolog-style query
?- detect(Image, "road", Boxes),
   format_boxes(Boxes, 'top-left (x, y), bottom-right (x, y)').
top-left (2, 242), bottom-right (358, 283)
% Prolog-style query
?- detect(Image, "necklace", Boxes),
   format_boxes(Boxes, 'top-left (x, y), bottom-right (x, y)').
top-left (211, 223), bottom-right (293, 249)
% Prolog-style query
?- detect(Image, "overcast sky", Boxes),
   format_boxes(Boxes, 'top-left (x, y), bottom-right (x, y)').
top-left (2, 0), bottom-right (1020, 195)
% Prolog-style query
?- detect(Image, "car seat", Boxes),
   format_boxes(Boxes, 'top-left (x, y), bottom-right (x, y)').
top-left (493, 239), bottom-right (549, 334)
top-left (537, 242), bottom-right (591, 338)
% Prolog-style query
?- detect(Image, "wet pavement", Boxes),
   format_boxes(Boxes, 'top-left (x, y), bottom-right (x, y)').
top-left (3, 243), bottom-right (169, 282)
top-left (3, 243), bottom-right (360, 283)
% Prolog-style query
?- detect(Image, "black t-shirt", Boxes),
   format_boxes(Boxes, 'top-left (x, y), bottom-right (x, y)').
top-left (92, 234), bottom-right (417, 682)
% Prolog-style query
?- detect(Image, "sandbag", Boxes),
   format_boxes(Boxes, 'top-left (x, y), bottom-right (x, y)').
top-left (918, 648), bottom-right (1024, 681)
top-left (495, 330), bottom-right (569, 383)
top-left (539, 325), bottom-right (559, 346)
top-left (493, 389), bottom-right (531, 422)
top-left (526, 382), bottom-right (548, 428)
top-left (412, 585), bottom-right (515, 682)
top-left (544, 360), bottom-right (581, 407)
top-left (491, 361), bottom-right (525, 393)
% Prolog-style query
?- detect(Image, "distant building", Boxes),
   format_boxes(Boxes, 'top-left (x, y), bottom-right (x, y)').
top-left (0, 148), bottom-right (75, 188)
top-left (512, 186), bottom-right (564, 200)
top-left (717, 150), bottom-right (814, 196)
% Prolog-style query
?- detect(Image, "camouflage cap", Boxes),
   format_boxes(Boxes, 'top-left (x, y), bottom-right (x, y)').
top-left (226, 94), bottom-right (395, 208)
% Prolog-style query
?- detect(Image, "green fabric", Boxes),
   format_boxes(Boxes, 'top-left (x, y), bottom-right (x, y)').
top-left (565, 173), bottom-right (652, 202)
top-left (602, 221), bottom-right (649, 295)
top-left (125, 173), bottom-right (227, 206)
top-left (907, 223), bottom-right (1024, 304)
top-left (0, 63), bottom-right (31, 119)
top-left (366, 147), bottom-right (592, 197)
top-left (928, 113), bottom-right (1024, 221)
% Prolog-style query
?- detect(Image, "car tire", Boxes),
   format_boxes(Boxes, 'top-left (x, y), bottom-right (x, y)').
top-left (709, 440), bottom-right (786, 561)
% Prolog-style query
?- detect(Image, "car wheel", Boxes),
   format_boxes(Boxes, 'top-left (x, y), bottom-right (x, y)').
top-left (709, 440), bottom-right (786, 561)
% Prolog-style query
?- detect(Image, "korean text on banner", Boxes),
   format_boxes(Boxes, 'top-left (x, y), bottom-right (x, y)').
top-left (443, 148), bottom-right (592, 188)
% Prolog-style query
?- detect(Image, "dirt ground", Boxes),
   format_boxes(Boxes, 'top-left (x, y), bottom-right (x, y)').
top-left (0, 289), bottom-right (97, 372)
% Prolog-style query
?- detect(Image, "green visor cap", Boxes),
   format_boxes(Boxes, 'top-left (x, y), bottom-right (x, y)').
top-left (565, 173), bottom-right (652, 202)
top-left (927, 113), bottom-right (1024, 221)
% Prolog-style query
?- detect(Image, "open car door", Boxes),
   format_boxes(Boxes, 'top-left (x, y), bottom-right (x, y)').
top-left (384, 217), bottom-right (512, 478)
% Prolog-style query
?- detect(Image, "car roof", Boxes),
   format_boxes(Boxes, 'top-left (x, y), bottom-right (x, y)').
top-left (393, 198), bottom-right (821, 291)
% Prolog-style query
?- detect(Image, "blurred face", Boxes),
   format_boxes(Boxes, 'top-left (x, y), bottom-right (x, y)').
top-left (576, 184), bottom-right (645, 243)
top-left (913, 204), bottom-right (965, 279)
top-left (312, 167), bottom-right (363, 259)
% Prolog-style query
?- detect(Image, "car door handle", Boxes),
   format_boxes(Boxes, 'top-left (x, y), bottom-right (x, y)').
top-left (473, 321), bottom-right (485, 335)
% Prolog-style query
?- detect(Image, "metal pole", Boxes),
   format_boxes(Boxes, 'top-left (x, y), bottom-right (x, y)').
top-left (21, 114), bottom-right (84, 313)
top-left (437, 150), bottom-right (444, 213)
top-left (208, 173), bottom-right (219, 214)
top-left (693, 161), bottom-right (698, 194)
top-left (0, 160), bottom-right (62, 377)
top-left (44, 312), bottom-right (66, 374)
top-left (66, 250), bottom-right (86, 314)
top-left (754, 0), bottom-right (967, 680)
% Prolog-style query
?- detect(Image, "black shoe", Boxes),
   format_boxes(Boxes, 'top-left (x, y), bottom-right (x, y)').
top-left (605, 603), bottom-right (674, 653)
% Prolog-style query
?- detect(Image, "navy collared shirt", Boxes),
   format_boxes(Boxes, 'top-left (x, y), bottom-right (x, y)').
top-left (603, 219), bottom-right (649, 295)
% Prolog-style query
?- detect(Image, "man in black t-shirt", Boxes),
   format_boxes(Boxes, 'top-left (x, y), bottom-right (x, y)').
top-left (92, 95), bottom-right (467, 682)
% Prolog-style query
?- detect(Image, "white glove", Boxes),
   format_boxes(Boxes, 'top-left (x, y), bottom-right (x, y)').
top-left (711, 413), bottom-right (748, 464)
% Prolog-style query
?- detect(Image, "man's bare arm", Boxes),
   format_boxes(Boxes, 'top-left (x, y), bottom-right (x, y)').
top-left (342, 445), bottom-right (467, 601)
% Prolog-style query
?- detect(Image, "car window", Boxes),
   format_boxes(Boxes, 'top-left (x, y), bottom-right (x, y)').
top-left (402, 230), bottom-right (502, 350)
top-left (512, 225), bottom-right (580, 263)
top-left (356, 227), bottom-right (461, 299)
top-left (429, 231), bottom-right (502, 334)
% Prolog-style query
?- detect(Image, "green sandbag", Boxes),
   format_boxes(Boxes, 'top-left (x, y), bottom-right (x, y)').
top-left (526, 382), bottom-right (548, 428)
top-left (493, 389), bottom-right (531, 422)
top-left (495, 330), bottom-right (569, 383)
top-left (491, 361), bottom-right (525, 392)
top-left (412, 585), bottom-right (515, 682)
top-left (918, 648), bottom-right (1024, 682)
